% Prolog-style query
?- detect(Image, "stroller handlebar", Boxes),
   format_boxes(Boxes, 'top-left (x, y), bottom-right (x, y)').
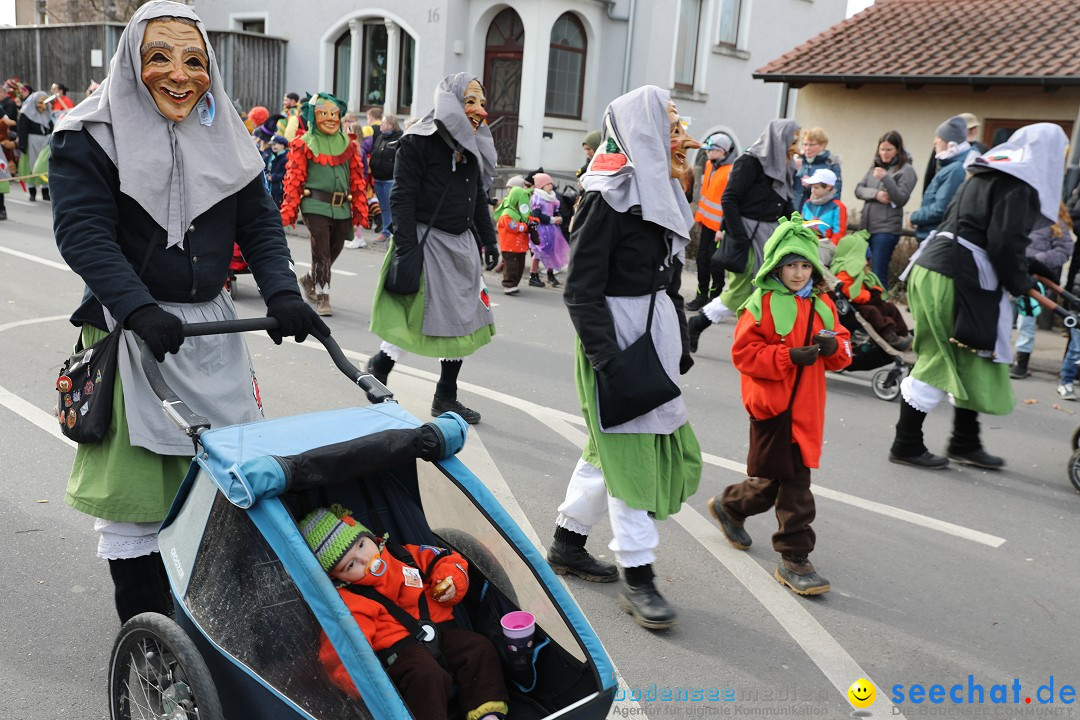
top-left (137, 318), bottom-right (395, 440)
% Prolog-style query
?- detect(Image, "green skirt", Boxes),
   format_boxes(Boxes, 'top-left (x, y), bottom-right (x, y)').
top-left (369, 241), bottom-right (496, 359)
top-left (908, 265), bottom-right (1014, 415)
top-left (575, 342), bottom-right (701, 520)
top-left (719, 252), bottom-right (755, 314)
top-left (66, 325), bottom-right (190, 523)
top-left (17, 152), bottom-right (43, 187)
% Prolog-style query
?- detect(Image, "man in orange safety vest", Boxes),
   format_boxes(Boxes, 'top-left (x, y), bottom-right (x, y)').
top-left (688, 133), bottom-right (735, 311)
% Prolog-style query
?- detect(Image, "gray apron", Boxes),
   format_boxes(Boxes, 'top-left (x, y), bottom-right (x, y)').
top-left (420, 223), bottom-right (493, 337)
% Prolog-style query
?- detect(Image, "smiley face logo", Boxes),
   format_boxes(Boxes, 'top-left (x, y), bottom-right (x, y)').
top-left (847, 678), bottom-right (876, 708)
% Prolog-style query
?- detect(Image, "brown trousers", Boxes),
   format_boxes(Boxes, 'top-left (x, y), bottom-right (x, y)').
top-left (386, 627), bottom-right (508, 720)
top-left (303, 213), bottom-right (352, 289)
top-left (501, 251), bottom-right (526, 289)
top-left (721, 443), bottom-right (815, 558)
top-left (856, 298), bottom-right (909, 336)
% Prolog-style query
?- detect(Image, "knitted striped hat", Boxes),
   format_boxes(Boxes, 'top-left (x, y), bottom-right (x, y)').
top-left (299, 504), bottom-right (374, 573)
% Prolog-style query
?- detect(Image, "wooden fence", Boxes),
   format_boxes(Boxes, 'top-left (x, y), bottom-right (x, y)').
top-left (0, 23), bottom-right (286, 111)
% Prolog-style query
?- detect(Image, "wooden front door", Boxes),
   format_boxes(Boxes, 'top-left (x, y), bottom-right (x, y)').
top-left (484, 9), bottom-right (524, 167)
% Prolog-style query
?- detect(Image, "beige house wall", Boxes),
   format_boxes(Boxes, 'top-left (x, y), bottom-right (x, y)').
top-left (792, 83), bottom-right (1080, 218)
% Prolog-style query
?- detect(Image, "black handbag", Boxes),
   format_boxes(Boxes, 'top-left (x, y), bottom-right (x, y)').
top-left (56, 328), bottom-right (122, 443)
top-left (595, 245), bottom-right (682, 428)
top-left (745, 299), bottom-right (816, 479)
top-left (384, 159), bottom-right (454, 295)
top-left (55, 234), bottom-right (157, 444)
top-left (711, 219), bottom-right (758, 274)
top-left (944, 184), bottom-right (1000, 352)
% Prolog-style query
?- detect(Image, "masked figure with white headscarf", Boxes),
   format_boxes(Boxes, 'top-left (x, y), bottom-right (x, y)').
top-left (51, 0), bottom-right (328, 623)
top-left (16, 90), bottom-right (53, 200)
top-left (889, 123), bottom-right (1069, 470)
top-left (366, 73), bottom-right (499, 425)
top-left (547, 86), bottom-right (702, 630)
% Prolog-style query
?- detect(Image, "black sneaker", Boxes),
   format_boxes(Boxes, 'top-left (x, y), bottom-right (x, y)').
top-left (775, 556), bottom-right (830, 596)
top-left (707, 496), bottom-right (751, 550)
top-left (685, 294), bottom-right (708, 312)
top-left (687, 314), bottom-right (710, 354)
top-left (431, 397), bottom-right (480, 424)
top-left (366, 356), bottom-right (388, 386)
top-left (547, 539), bottom-right (618, 582)
top-left (618, 581), bottom-right (677, 630)
top-left (528, 274), bottom-right (546, 288)
top-left (888, 450), bottom-right (949, 469)
top-left (946, 448), bottom-right (1005, 470)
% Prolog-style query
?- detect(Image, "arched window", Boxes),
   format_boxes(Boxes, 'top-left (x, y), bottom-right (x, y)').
top-left (545, 13), bottom-right (586, 119)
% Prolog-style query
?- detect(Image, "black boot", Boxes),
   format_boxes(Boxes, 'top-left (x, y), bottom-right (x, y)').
top-left (685, 293), bottom-right (708, 312)
top-left (775, 555), bottom-right (831, 596)
top-left (1009, 351), bottom-right (1030, 379)
top-left (432, 359), bottom-right (480, 423)
top-left (529, 272), bottom-right (545, 288)
top-left (547, 526), bottom-right (618, 582)
top-left (889, 400), bottom-right (948, 468)
top-left (688, 313), bottom-right (711, 354)
top-left (618, 564), bottom-right (676, 630)
top-left (28, 186), bottom-right (36, 201)
top-left (0, 193), bottom-right (6, 220)
top-left (366, 351), bottom-right (395, 386)
top-left (41, 187), bottom-right (50, 201)
top-left (547, 269), bottom-right (561, 288)
top-left (947, 407), bottom-right (1005, 469)
top-left (108, 554), bottom-right (174, 624)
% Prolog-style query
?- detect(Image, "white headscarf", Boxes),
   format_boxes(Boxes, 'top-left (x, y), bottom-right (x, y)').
top-left (745, 119), bottom-right (800, 201)
top-left (20, 90), bottom-right (53, 126)
top-left (55, 0), bottom-right (264, 250)
top-left (404, 72), bottom-right (498, 191)
top-left (971, 123), bottom-right (1069, 223)
top-left (581, 85), bottom-right (694, 244)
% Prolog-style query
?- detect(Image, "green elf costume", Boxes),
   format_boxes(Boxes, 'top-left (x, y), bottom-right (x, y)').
top-left (281, 92), bottom-right (369, 317)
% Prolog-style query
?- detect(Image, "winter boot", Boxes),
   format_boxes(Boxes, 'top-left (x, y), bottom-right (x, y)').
top-left (688, 313), bottom-right (711, 354)
top-left (685, 293), bottom-right (708, 312)
top-left (618, 564), bottom-right (676, 630)
top-left (528, 272), bottom-right (546, 288)
top-left (547, 269), bottom-right (561, 288)
top-left (316, 294), bottom-right (332, 316)
top-left (1009, 351), bottom-right (1030, 379)
top-left (889, 400), bottom-right (948, 468)
top-left (366, 351), bottom-right (395, 385)
top-left (707, 496), bottom-right (752, 550)
top-left (109, 554), bottom-right (174, 624)
top-left (299, 273), bottom-right (317, 302)
top-left (775, 555), bottom-right (831, 596)
top-left (41, 187), bottom-right (50, 201)
top-left (28, 186), bottom-right (36, 201)
top-left (0, 194), bottom-right (6, 220)
top-left (947, 407), bottom-right (1005, 469)
top-left (547, 526), bottom-right (618, 582)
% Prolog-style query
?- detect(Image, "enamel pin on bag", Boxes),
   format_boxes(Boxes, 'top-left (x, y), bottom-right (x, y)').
top-left (56, 328), bottom-right (121, 443)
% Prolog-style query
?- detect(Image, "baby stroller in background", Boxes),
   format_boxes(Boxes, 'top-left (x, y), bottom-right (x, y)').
top-left (225, 244), bottom-right (249, 300)
top-left (822, 267), bottom-right (915, 401)
top-left (1032, 274), bottom-right (1080, 494)
top-left (109, 318), bottom-right (615, 720)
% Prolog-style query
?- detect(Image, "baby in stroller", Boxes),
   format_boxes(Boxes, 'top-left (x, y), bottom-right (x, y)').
top-left (300, 504), bottom-right (509, 720)
top-left (829, 230), bottom-right (912, 350)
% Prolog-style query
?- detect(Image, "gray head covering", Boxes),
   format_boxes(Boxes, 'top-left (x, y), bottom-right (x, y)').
top-left (580, 85), bottom-right (694, 245)
top-left (971, 122), bottom-right (1069, 223)
top-left (404, 72), bottom-right (497, 191)
top-left (746, 119), bottom-right (800, 200)
top-left (21, 91), bottom-right (52, 126)
top-left (935, 116), bottom-right (967, 145)
top-left (55, 0), bottom-right (264, 250)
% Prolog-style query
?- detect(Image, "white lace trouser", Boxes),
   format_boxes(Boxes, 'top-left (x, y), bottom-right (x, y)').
top-left (555, 457), bottom-right (658, 568)
top-left (94, 518), bottom-right (159, 560)
top-left (379, 342), bottom-right (462, 364)
top-left (900, 376), bottom-right (949, 413)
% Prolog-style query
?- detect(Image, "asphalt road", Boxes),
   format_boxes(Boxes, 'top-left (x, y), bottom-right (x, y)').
top-left (2, 194), bottom-right (1079, 720)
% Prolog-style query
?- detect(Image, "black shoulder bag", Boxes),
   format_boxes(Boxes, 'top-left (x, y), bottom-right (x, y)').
top-left (55, 235), bottom-right (157, 443)
top-left (594, 243), bottom-right (682, 428)
top-left (745, 298), bottom-right (817, 479)
top-left (384, 174), bottom-right (453, 296)
top-left (944, 183), bottom-right (1000, 352)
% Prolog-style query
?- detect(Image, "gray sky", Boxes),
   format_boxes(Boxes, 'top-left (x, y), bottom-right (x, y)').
top-left (847, 0), bottom-right (876, 16)
top-left (0, 0), bottom-right (15, 26)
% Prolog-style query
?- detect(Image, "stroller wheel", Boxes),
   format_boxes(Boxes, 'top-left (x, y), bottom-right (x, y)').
top-left (1069, 449), bottom-right (1080, 494)
top-left (109, 612), bottom-right (222, 720)
top-left (1071, 425), bottom-right (1080, 452)
top-left (872, 367), bottom-right (902, 401)
top-left (227, 270), bottom-right (238, 300)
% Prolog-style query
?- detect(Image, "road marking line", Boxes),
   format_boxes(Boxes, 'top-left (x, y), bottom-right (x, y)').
top-left (0, 245), bottom-right (72, 272)
top-left (0, 315), bottom-right (71, 333)
top-left (0, 385), bottom-right (75, 448)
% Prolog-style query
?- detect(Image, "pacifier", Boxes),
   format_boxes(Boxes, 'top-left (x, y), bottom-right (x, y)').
top-left (365, 533), bottom-right (390, 577)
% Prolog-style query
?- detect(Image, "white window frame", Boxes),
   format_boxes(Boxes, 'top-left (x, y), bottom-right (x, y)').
top-left (228, 11), bottom-right (269, 34)
top-left (713, 0), bottom-right (751, 57)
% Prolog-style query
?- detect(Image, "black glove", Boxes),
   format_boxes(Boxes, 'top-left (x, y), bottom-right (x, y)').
top-left (1027, 258), bottom-right (1054, 282)
top-left (126, 304), bottom-right (184, 363)
top-left (788, 344), bottom-right (820, 366)
top-left (265, 293), bottom-right (331, 345)
top-left (527, 216), bottom-right (541, 229)
top-left (483, 243), bottom-right (499, 271)
top-left (812, 333), bottom-right (839, 357)
top-left (680, 353), bottom-right (694, 375)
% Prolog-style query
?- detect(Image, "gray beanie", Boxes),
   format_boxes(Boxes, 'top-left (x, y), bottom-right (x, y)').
top-left (935, 116), bottom-right (967, 145)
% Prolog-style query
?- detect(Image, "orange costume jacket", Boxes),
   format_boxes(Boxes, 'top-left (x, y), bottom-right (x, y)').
top-left (835, 270), bottom-right (883, 305)
top-left (731, 292), bottom-right (852, 468)
top-left (694, 162), bottom-right (732, 231)
top-left (319, 543), bottom-right (469, 698)
top-left (497, 214), bottom-right (532, 253)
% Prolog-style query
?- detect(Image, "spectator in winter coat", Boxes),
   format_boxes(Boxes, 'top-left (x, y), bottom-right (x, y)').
top-left (853, 130), bottom-right (917, 290)
top-left (909, 116), bottom-right (970, 243)
top-left (792, 127), bottom-right (841, 210)
top-left (799, 167), bottom-right (846, 242)
top-left (369, 113), bottom-right (403, 243)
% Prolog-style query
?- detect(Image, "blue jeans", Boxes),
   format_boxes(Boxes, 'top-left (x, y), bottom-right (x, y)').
top-left (1015, 314), bottom-right (1037, 354)
top-left (1062, 329), bottom-right (1080, 384)
top-left (867, 232), bottom-right (900, 291)
top-left (374, 179), bottom-right (394, 238)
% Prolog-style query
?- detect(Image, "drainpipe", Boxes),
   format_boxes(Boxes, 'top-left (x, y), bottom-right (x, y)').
top-left (603, 0), bottom-right (635, 95)
top-left (1064, 101), bottom-right (1080, 200)
top-left (778, 82), bottom-right (790, 118)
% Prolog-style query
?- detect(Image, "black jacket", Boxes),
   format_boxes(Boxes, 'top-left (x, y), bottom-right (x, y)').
top-left (369, 129), bottom-right (402, 181)
top-left (389, 130), bottom-right (497, 251)
top-left (16, 113), bottom-right (51, 153)
top-left (563, 191), bottom-right (689, 368)
top-left (721, 153), bottom-right (794, 246)
top-left (915, 168), bottom-right (1041, 297)
top-left (51, 129), bottom-right (300, 330)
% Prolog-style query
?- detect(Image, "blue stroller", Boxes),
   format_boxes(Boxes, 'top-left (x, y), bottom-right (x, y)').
top-left (108, 319), bottom-right (615, 720)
